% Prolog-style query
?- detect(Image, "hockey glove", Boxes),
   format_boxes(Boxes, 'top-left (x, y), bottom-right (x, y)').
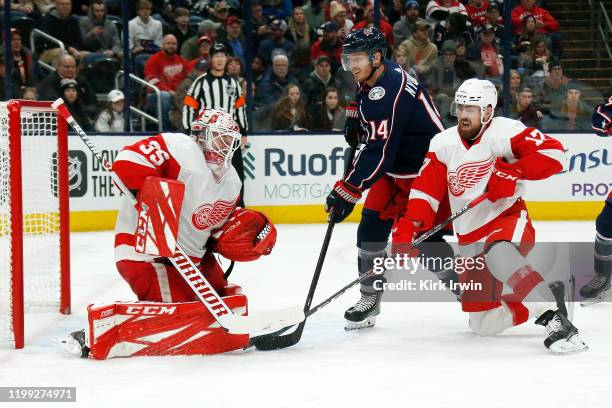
top-left (487, 158), bottom-right (522, 202)
top-left (325, 180), bottom-right (362, 223)
top-left (391, 216), bottom-right (420, 257)
top-left (344, 101), bottom-right (361, 148)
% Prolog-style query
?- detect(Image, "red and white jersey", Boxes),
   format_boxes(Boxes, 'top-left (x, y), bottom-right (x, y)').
top-left (407, 117), bottom-right (565, 242)
top-left (112, 133), bottom-right (241, 262)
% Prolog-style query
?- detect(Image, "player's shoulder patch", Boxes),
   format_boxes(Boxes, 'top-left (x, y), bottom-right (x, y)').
top-left (368, 86), bottom-right (385, 101)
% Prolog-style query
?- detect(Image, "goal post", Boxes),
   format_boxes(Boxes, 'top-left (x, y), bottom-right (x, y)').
top-left (0, 100), bottom-right (71, 349)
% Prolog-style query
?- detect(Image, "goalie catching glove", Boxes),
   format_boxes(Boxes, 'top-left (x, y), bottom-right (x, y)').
top-left (211, 208), bottom-right (277, 262)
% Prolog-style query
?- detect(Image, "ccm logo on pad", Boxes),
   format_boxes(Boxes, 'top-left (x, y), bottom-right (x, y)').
top-left (125, 306), bottom-right (177, 315)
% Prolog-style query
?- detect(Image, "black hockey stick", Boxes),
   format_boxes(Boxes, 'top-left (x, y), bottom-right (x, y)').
top-left (250, 145), bottom-right (357, 351)
top-left (250, 191), bottom-right (488, 350)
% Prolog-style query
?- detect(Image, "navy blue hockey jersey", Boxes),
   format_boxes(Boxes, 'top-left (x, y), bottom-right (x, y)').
top-left (345, 59), bottom-right (445, 190)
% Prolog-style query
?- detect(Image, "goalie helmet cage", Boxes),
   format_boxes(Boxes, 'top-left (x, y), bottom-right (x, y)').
top-left (0, 100), bottom-right (70, 349)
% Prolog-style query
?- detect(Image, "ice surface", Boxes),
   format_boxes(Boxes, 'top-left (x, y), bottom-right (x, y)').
top-left (1, 221), bottom-right (609, 408)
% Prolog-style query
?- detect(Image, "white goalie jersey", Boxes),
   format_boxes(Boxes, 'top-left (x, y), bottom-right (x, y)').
top-left (112, 132), bottom-right (241, 263)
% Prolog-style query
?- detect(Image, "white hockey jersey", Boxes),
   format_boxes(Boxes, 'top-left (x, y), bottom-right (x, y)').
top-left (406, 117), bottom-right (565, 242)
top-left (112, 133), bottom-right (241, 262)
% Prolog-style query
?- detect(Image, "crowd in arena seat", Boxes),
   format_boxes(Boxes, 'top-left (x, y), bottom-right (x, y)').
top-left (0, 0), bottom-right (603, 132)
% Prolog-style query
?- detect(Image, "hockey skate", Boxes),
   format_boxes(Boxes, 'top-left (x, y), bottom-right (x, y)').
top-left (58, 329), bottom-right (90, 358)
top-left (344, 292), bottom-right (382, 331)
top-left (580, 271), bottom-right (610, 307)
top-left (534, 309), bottom-right (588, 355)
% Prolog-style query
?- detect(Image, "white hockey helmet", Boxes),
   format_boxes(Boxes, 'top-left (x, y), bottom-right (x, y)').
top-left (452, 79), bottom-right (498, 124)
top-left (191, 109), bottom-right (241, 178)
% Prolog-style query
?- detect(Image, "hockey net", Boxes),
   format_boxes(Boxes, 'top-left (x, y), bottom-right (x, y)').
top-left (0, 100), bottom-right (70, 349)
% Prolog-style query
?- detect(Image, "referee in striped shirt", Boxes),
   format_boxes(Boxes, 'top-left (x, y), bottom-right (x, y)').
top-left (182, 42), bottom-right (248, 205)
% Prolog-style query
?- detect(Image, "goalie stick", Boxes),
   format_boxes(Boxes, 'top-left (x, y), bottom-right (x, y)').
top-left (51, 99), bottom-right (304, 335)
top-left (250, 192), bottom-right (489, 350)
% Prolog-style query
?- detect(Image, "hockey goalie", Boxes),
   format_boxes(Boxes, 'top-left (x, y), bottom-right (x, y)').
top-left (393, 79), bottom-right (588, 354)
top-left (60, 109), bottom-right (277, 359)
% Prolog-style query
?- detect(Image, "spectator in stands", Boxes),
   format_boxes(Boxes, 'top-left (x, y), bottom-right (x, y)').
top-left (129, 0), bottom-right (163, 76)
top-left (519, 35), bottom-right (551, 76)
top-left (385, 0), bottom-right (404, 26)
top-left (258, 19), bottom-right (296, 65)
top-left (37, 0), bottom-right (86, 65)
top-left (186, 35), bottom-right (212, 72)
top-left (270, 83), bottom-right (308, 131)
top-left (181, 20), bottom-right (220, 61)
top-left (94, 89), bottom-right (125, 132)
top-left (511, 0), bottom-right (560, 56)
top-left (471, 25), bottom-right (502, 82)
top-left (302, 55), bottom-right (342, 106)
top-left (169, 7), bottom-right (197, 52)
top-left (398, 20), bottom-right (438, 79)
top-left (511, 0), bottom-right (559, 36)
top-left (545, 82), bottom-right (593, 130)
top-left (8, 29), bottom-right (34, 92)
top-left (302, 0), bottom-right (327, 31)
top-left (252, 55), bottom-right (267, 86)
top-left (433, 11), bottom-right (473, 49)
top-left (21, 86), bottom-right (37, 100)
top-left (256, 51), bottom-right (297, 106)
top-left (329, 1), bottom-right (353, 40)
top-left (353, 4), bottom-right (394, 46)
top-left (454, 37), bottom-right (483, 78)
top-left (510, 86), bottom-right (544, 128)
top-left (426, 0), bottom-right (467, 26)
top-left (287, 6), bottom-right (316, 48)
top-left (393, 0), bottom-right (427, 47)
top-left (308, 87), bottom-right (346, 131)
top-left (250, 1), bottom-right (270, 49)
top-left (485, 1), bottom-right (503, 26)
top-left (224, 16), bottom-right (245, 64)
top-left (508, 69), bottom-right (522, 105)
top-left (226, 56), bottom-right (243, 82)
top-left (513, 14), bottom-right (538, 57)
top-left (38, 54), bottom-right (98, 116)
top-left (144, 34), bottom-right (190, 130)
top-left (427, 40), bottom-right (461, 123)
top-left (310, 21), bottom-right (343, 72)
top-left (79, 0), bottom-right (122, 64)
top-left (209, 1), bottom-right (230, 26)
top-left (465, 0), bottom-right (489, 28)
top-left (543, 61), bottom-right (570, 104)
top-left (60, 78), bottom-right (93, 130)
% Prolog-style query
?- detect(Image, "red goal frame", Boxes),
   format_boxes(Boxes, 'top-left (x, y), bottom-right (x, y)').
top-left (6, 100), bottom-right (71, 349)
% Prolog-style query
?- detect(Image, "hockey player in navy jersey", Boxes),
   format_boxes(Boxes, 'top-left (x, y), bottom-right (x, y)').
top-left (579, 97), bottom-right (612, 303)
top-left (324, 27), bottom-right (449, 330)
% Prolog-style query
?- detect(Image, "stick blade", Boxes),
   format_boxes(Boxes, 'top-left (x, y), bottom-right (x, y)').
top-left (250, 323), bottom-right (305, 351)
top-left (222, 306), bottom-right (304, 335)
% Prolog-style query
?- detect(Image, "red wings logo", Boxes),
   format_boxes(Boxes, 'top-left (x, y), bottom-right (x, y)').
top-left (191, 199), bottom-right (235, 230)
top-left (447, 156), bottom-right (494, 196)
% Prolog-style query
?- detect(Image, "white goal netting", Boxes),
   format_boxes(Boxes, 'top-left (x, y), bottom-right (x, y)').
top-left (0, 102), bottom-right (65, 346)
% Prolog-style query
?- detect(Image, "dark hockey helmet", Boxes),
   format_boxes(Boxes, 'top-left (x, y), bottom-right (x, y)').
top-left (209, 42), bottom-right (232, 57)
top-left (341, 26), bottom-right (387, 71)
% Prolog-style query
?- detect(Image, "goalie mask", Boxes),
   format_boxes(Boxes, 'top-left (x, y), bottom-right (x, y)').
top-left (191, 109), bottom-right (241, 178)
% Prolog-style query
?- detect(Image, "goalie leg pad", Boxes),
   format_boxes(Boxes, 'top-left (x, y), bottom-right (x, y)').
top-left (117, 252), bottom-right (228, 303)
top-left (87, 293), bottom-right (249, 359)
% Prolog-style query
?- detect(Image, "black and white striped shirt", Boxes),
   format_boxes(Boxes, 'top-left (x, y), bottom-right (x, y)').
top-left (182, 72), bottom-right (248, 133)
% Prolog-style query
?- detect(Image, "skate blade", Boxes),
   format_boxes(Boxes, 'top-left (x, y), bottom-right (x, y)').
top-left (56, 335), bottom-right (84, 357)
top-left (345, 316), bottom-right (377, 331)
top-left (548, 334), bottom-right (589, 355)
top-left (580, 292), bottom-right (609, 307)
